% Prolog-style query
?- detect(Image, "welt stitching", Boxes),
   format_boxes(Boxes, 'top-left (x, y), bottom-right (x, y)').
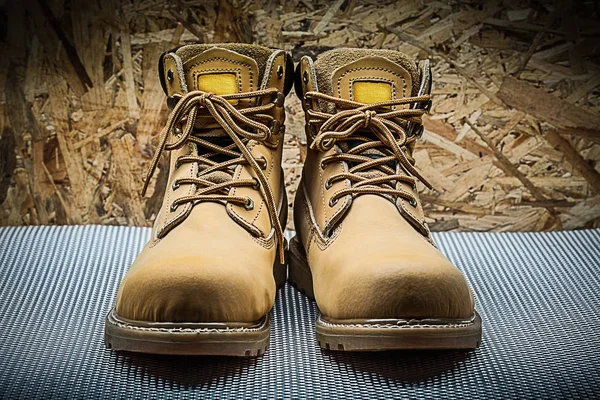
top-left (109, 314), bottom-right (266, 333)
top-left (317, 315), bottom-right (476, 329)
top-left (111, 322), bottom-right (261, 333)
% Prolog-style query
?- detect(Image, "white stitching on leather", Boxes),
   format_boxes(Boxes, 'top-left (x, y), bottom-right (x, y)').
top-left (262, 51), bottom-right (284, 90)
top-left (317, 314), bottom-right (477, 329)
top-left (108, 312), bottom-right (267, 333)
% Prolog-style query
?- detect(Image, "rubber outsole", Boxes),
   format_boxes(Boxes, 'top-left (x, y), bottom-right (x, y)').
top-left (104, 242), bottom-right (287, 357)
top-left (104, 310), bottom-right (272, 356)
top-left (288, 235), bottom-right (482, 351)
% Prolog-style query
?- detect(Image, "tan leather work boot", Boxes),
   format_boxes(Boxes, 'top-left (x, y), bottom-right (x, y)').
top-left (290, 48), bottom-right (482, 351)
top-left (105, 44), bottom-right (294, 356)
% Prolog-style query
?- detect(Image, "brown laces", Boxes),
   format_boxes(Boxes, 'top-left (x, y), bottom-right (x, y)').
top-left (305, 92), bottom-right (432, 207)
top-left (141, 88), bottom-right (285, 263)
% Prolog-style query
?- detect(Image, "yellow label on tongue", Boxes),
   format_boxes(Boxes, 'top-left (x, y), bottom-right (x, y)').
top-left (197, 73), bottom-right (237, 95)
top-left (353, 81), bottom-right (392, 104)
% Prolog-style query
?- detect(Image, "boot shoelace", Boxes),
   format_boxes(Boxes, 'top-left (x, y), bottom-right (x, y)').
top-left (305, 91), bottom-right (432, 208)
top-left (142, 88), bottom-right (285, 262)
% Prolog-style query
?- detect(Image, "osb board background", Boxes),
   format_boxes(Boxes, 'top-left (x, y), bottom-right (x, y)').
top-left (1, 0), bottom-right (599, 232)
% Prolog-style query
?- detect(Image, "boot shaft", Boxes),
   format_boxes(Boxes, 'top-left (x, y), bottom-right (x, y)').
top-left (146, 44), bottom-right (294, 254)
top-left (294, 48), bottom-right (433, 239)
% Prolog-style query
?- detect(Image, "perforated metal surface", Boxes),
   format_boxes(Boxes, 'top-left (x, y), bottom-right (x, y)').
top-left (0, 226), bottom-right (599, 399)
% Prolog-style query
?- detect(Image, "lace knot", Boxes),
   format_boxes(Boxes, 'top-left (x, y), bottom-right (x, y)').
top-left (304, 91), bottom-right (433, 191)
top-left (363, 110), bottom-right (376, 127)
top-left (141, 88), bottom-right (286, 263)
top-left (198, 92), bottom-right (214, 105)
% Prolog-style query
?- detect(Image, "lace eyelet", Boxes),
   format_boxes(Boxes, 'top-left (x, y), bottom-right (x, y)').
top-left (424, 99), bottom-right (432, 112)
top-left (320, 161), bottom-right (326, 170)
top-left (303, 70), bottom-right (309, 84)
top-left (175, 160), bottom-right (181, 169)
top-left (170, 203), bottom-right (179, 212)
top-left (414, 124), bottom-right (424, 138)
top-left (325, 179), bottom-right (332, 190)
top-left (408, 198), bottom-right (417, 207)
top-left (270, 119), bottom-right (281, 135)
top-left (167, 69), bottom-right (174, 83)
top-left (244, 197), bottom-right (254, 211)
top-left (272, 92), bottom-right (285, 107)
top-left (252, 179), bottom-right (260, 190)
top-left (328, 198), bottom-right (338, 208)
top-left (172, 181), bottom-right (180, 191)
top-left (258, 156), bottom-right (267, 170)
top-left (166, 95), bottom-right (180, 110)
top-left (302, 96), bottom-right (312, 110)
top-left (277, 65), bottom-right (284, 79)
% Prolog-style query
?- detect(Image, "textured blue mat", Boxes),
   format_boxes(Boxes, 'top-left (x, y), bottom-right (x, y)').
top-left (1, 225), bottom-right (599, 399)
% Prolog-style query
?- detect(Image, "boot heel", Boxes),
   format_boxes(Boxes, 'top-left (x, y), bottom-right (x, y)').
top-left (288, 236), bottom-right (315, 300)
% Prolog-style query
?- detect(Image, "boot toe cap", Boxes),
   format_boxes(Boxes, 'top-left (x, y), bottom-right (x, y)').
top-left (115, 259), bottom-right (273, 323)
top-left (318, 258), bottom-right (474, 321)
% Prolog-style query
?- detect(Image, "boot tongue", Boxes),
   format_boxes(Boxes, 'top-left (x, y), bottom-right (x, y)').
top-left (178, 46), bottom-right (259, 98)
top-left (313, 49), bottom-right (422, 178)
top-left (313, 48), bottom-right (420, 106)
top-left (171, 45), bottom-right (272, 184)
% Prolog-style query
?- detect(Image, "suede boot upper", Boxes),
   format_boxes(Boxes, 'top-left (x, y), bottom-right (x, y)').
top-left (115, 44), bottom-right (291, 323)
top-left (294, 48), bottom-right (475, 320)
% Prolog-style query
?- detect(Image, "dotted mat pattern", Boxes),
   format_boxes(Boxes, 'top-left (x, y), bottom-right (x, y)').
top-left (1, 226), bottom-right (599, 399)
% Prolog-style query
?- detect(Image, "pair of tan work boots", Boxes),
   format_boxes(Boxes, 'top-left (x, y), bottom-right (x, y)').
top-left (104, 43), bottom-right (482, 356)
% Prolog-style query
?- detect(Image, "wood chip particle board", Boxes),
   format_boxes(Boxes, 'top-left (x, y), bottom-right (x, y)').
top-left (1, 0), bottom-right (599, 232)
